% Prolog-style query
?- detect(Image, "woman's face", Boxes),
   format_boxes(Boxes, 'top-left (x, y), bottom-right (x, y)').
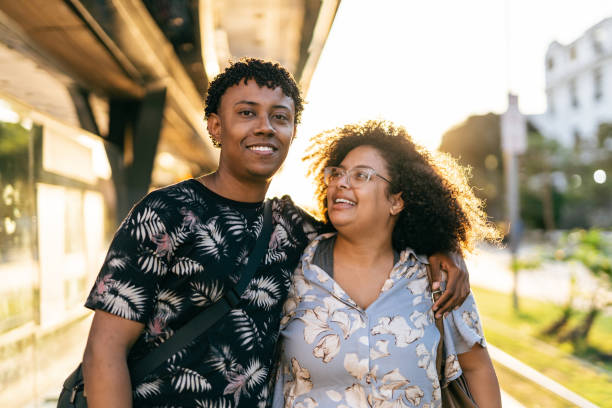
top-left (326, 145), bottom-right (403, 236)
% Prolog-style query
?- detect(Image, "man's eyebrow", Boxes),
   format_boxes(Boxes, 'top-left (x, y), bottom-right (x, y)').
top-left (234, 100), bottom-right (292, 111)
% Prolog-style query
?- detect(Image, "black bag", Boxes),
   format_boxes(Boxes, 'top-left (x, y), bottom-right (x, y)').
top-left (57, 201), bottom-right (272, 407)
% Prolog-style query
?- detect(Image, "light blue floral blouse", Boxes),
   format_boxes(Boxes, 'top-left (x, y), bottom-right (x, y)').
top-left (273, 233), bottom-right (486, 408)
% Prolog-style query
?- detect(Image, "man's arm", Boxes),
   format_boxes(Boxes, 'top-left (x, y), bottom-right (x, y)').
top-left (428, 252), bottom-right (470, 318)
top-left (82, 310), bottom-right (144, 408)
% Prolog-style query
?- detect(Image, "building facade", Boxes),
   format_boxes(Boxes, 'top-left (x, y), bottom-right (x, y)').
top-left (534, 17), bottom-right (612, 149)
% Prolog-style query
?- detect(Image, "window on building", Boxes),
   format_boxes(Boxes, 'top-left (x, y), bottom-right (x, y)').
top-left (594, 68), bottom-right (603, 101)
top-left (548, 91), bottom-right (555, 115)
top-left (547, 57), bottom-right (554, 71)
top-left (569, 45), bottom-right (577, 60)
top-left (573, 129), bottom-right (581, 151)
top-left (593, 29), bottom-right (605, 54)
top-left (570, 79), bottom-right (579, 108)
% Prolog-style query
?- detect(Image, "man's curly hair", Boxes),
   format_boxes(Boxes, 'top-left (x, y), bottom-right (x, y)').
top-left (204, 58), bottom-right (304, 145)
top-left (304, 120), bottom-right (501, 256)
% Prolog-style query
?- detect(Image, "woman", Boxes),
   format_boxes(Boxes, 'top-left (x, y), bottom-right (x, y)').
top-left (273, 121), bottom-right (502, 407)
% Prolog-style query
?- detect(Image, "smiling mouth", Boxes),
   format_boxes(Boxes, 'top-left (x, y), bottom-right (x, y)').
top-left (247, 145), bottom-right (277, 153)
top-left (334, 198), bottom-right (356, 206)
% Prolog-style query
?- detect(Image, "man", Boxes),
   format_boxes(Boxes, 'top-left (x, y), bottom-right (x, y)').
top-left (82, 58), bottom-right (469, 407)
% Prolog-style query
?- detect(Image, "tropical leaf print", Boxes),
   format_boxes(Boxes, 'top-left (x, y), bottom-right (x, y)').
top-left (190, 281), bottom-right (223, 307)
top-left (256, 385), bottom-right (270, 408)
top-left (218, 205), bottom-right (249, 239)
top-left (133, 378), bottom-right (163, 399)
top-left (129, 206), bottom-right (165, 242)
top-left (137, 247), bottom-right (168, 276)
top-left (265, 224), bottom-right (292, 264)
top-left (180, 207), bottom-right (199, 231)
top-left (151, 233), bottom-right (172, 260)
top-left (167, 184), bottom-right (208, 211)
top-left (223, 369), bottom-right (250, 406)
top-left (171, 257), bottom-right (204, 276)
top-left (169, 227), bottom-right (191, 252)
top-left (207, 344), bottom-right (239, 378)
top-left (105, 251), bottom-right (130, 271)
top-left (195, 217), bottom-right (228, 261)
top-left (195, 398), bottom-right (232, 408)
top-left (234, 246), bottom-right (249, 267)
top-left (101, 280), bottom-right (147, 320)
top-left (229, 309), bottom-right (263, 351)
top-left (154, 289), bottom-right (183, 320)
top-left (170, 365), bottom-right (212, 393)
top-left (91, 273), bottom-right (113, 302)
top-left (243, 276), bottom-right (281, 310)
top-left (243, 358), bottom-right (268, 390)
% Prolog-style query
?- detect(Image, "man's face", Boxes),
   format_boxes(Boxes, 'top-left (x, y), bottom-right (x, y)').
top-left (208, 80), bottom-right (296, 182)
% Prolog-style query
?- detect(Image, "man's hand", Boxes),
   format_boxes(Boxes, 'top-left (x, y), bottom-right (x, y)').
top-left (428, 252), bottom-right (470, 318)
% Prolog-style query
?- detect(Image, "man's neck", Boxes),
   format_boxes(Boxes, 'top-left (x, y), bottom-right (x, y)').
top-left (198, 171), bottom-right (270, 202)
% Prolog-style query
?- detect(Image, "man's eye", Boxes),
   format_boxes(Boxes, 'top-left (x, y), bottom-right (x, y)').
top-left (273, 113), bottom-right (289, 121)
top-left (239, 110), bottom-right (254, 117)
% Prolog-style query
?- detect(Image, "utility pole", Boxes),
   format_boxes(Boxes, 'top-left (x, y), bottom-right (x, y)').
top-left (501, 93), bottom-right (527, 311)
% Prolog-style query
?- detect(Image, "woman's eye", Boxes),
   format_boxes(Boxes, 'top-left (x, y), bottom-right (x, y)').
top-left (355, 171), bottom-right (370, 180)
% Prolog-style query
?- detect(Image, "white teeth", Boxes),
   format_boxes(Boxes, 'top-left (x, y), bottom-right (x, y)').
top-left (335, 198), bottom-right (355, 205)
top-left (249, 146), bottom-right (274, 152)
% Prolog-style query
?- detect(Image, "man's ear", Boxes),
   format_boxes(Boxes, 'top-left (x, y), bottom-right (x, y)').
top-left (207, 113), bottom-right (222, 146)
top-left (389, 192), bottom-right (404, 216)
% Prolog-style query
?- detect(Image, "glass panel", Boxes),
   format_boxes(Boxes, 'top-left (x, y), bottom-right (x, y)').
top-left (0, 109), bottom-right (36, 333)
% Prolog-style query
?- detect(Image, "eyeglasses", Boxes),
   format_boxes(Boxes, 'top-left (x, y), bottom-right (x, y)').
top-left (323, 166), bottom-right (391, 188)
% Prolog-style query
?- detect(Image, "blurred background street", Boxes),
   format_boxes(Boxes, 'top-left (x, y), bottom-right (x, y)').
top-left (1, 0), bottom-right (611, 407)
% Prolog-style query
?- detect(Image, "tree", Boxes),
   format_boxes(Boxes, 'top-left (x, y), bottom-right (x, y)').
top-left (439, 113), bottom-right (504, 220)
top-left (553, 230), bottom-right (612, 347)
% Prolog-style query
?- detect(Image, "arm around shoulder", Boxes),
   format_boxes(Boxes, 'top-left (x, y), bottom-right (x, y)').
top-left (82, 310), bottom-right (144, 408)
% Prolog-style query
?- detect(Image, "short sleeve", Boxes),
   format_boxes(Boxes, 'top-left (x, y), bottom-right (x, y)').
top-left (443, 292), bottom-right (486, 356)
top-left (275, 195), bottom-right (324, 242)
top-left (85, 192), bottom-right (172, 323)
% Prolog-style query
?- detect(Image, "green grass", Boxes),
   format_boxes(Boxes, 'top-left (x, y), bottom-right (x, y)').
top-left (473, 286), bottom-right (612, 407)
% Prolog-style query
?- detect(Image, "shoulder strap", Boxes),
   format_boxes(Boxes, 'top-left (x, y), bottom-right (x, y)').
top-left (425, 264), bottom-right (447, 385)
top-left (130, 200), bottom-right (273, 383)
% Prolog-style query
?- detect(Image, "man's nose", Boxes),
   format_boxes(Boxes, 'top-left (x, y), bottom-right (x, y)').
top-left (255, 115), bottom-right (275, 135)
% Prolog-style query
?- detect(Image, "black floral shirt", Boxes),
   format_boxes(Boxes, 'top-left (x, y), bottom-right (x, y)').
top-left (85, 179), bottom-right (318, 407)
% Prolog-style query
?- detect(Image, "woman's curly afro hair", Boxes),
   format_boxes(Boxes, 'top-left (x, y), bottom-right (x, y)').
top-left (304, 120), bottom-right (501, 256)
top-left (204, 57), bottom-right (304, 128)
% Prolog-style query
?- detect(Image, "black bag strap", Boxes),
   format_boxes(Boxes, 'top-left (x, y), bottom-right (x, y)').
top-left (130, 200), bottom-right (273, 383)
top-left (425, 264), bottom-right (448, 385)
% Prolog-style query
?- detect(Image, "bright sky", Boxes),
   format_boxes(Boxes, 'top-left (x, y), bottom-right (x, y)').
top-left (268, 0), bottom-right (612, 208)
